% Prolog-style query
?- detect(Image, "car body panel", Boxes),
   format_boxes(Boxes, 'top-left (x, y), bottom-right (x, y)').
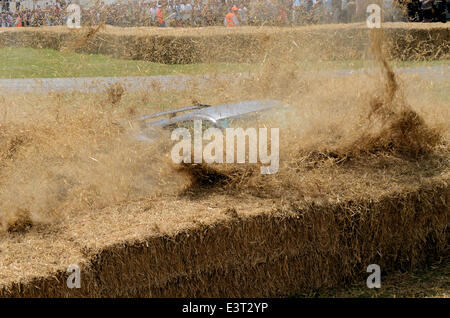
top-left (144, 100), bottom-right (283, 128)
top-left (134, 99), bottom-right (288, 142)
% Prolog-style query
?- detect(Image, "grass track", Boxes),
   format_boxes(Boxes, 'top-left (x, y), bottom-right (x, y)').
top-left (0, 47), bottom-right (255, 78)
top-left (0, 47), bottom-right (449, 79)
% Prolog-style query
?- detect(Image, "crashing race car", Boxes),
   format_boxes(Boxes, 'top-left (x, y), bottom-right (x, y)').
top-left (133, 99), bottom-right (291, 142)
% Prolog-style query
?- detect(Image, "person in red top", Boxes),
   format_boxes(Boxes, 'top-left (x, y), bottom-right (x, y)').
top-left (278, 5), bottom-right (287, 25)
top-left (156, 6), bottom-right (166, 27)
top-left (15, 15), bottom-right (23, 27)
top-left (224, 5), bottom-right (239, 27)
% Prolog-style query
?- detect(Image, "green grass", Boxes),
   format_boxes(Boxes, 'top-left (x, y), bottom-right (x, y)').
top-left (295, 259), bottom-right (449, 298)
top-left (0, 47), bottom-right (255, 78)
top-left (0, 47), bottom-right (448, 79)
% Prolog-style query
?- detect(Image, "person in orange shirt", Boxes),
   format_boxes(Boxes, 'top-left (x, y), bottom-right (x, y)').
top-left (156, 5), bottom-right (166, 27)
top-left (224, 5), bottom-right (239, 27)
top-left (15, 15), bottom-right (23, 27)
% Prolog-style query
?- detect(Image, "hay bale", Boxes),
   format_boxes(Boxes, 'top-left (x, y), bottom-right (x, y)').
top-left (0, 176), bottom-right (447, 297)
top-left (0, 23), bottom-right (448, 63)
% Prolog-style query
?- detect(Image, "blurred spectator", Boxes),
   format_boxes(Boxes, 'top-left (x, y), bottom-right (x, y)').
top-left (156, 4), bottom-right (166, 26)
top-left (224, 5), bottom-right (240, 26)
top-left (14, 13), bottom-right (22, 27)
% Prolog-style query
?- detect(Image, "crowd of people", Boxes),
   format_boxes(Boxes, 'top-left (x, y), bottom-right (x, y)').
top-left (0, 0), bottom-right (447, 28)
top-left (1, 3), bottom-right (64, 27)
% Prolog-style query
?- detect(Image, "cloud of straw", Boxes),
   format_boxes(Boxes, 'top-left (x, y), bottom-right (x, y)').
top-left (0, 25), bottom-right (447, 232)
top-left (0, 93), bottom-right (186, 232)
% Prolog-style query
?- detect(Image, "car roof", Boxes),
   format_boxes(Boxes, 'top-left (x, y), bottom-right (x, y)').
top-left (147, 99), bottom-right (283, 128)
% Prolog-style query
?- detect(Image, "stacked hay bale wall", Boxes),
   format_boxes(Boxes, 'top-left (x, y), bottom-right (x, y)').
top-left (1, 177), bottom-right (447, 297)
top-left (0, 24), bottom-right (448, 63)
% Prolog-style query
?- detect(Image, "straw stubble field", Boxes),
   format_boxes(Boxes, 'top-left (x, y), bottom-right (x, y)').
top-left (0, 24), bottom-right (448, 297)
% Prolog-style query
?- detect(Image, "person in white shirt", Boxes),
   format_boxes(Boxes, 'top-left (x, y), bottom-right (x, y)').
top-left (184, 1), bottom-right (192, 21)
top-left (324, 0), bottom-right (333, 19)
top-left (238, 5), bottom-right (247, 24)
top-left (179, 1), bottom-right (191, 22)
top-left (292, 0), bottom-right (303, 23)
top-left (149, 2), bottom-right (157, 24)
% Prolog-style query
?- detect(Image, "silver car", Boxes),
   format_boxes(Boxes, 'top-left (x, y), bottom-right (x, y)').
top-left (134, 99), bottom-right (289, 142)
